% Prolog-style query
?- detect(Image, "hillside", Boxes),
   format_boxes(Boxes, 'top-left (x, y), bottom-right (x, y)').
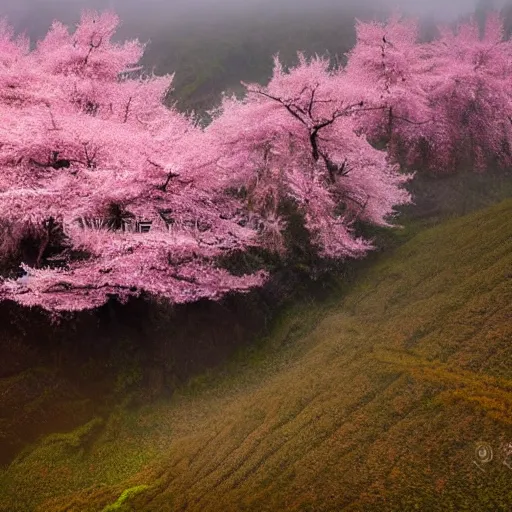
top-left (0, 199), bottom-right (511, 511)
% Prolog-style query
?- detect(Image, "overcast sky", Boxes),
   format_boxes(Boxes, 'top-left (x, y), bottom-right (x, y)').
top-left (0, 0), bottom-right (503, 23)
top-left (0, 0), bottom-right (505, 108)
top-left (0, 0), bottom-right (507, 44)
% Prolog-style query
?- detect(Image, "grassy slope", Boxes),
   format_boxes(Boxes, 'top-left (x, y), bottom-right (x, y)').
top-left (1, 200), bottom-right (511, 511)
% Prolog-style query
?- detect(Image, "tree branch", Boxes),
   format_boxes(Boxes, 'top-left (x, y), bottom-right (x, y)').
top-left (123, 97), bottom-right (132, 123)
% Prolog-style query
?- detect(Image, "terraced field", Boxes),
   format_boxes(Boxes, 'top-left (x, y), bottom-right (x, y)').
top-left (1, 199), bottom-right (511, 511)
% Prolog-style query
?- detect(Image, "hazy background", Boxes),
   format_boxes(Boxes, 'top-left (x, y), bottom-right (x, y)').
top-left (0, 0), bottom-right (506, 110)
top-left (0, 0), bottom-right (501, 29)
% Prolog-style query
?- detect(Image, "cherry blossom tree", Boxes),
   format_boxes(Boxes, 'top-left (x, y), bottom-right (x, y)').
top-left (0, 11), bottom-right (264, 312)
top-left (346, 12), bottom-right (512, 173)
top-left (344, 15), bottom-right (433, 168)
top-left (0, 11), bottom-right (428, 314)
top-left (206, 55), bottom-right (411, 259)
top-left (419, 12), bottom-right (512, 171)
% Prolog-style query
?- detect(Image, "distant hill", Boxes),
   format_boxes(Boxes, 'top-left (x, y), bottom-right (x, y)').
top-left (1, 1), bottom-right (480, 113)
top-left (0, 1), bottom-right (384, 112)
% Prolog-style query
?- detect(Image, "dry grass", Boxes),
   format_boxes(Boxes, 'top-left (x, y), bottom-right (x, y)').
top-left (1, 199), bottom-right (511, 511)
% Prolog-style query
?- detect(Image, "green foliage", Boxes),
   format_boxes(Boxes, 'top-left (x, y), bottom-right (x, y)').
top-left (102, 485), bottom-right (150, 512)
top-left (147, 10), bottom-right (359, 114)
top-left (41, 417), bottom-right (104, 450)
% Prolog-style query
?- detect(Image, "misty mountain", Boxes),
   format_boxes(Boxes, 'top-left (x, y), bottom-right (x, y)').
top-left (0, 0), bottom-right (506, 112)
top-left (0, 0), bottom-right (498, 38)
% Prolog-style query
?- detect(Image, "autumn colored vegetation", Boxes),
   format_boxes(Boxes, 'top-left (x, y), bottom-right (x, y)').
top-left (0, 10), bottom-right (512, 313)
top-left (1, 195), bottom-right (510, 512)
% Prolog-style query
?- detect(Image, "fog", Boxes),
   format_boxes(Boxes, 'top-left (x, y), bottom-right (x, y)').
top-left (1, 0), bottom-right (506, 111)
top-left (1, 0), bottom-right (505, 34)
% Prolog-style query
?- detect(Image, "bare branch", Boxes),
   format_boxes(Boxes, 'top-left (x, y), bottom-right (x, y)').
top-left (123, 97), bottom-right (132, 123)
top-left (83, 34), bottom-right (103, 66)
